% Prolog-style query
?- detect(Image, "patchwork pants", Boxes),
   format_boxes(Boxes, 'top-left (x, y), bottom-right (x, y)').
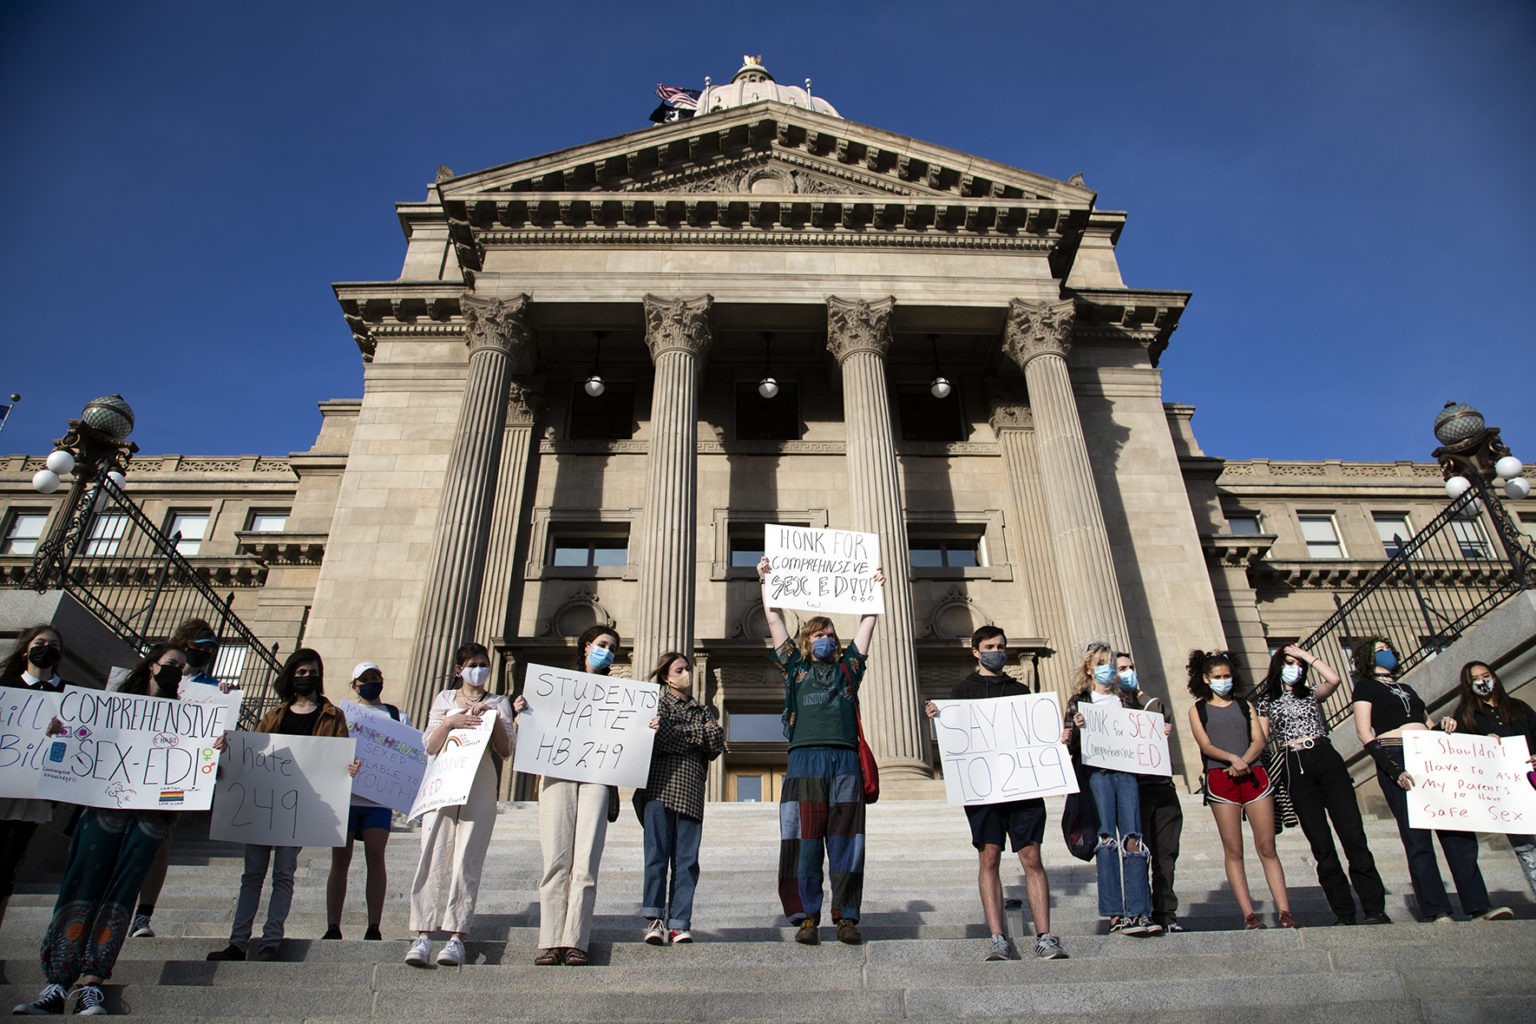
top-left (778, 746), bottom-right (864, 923)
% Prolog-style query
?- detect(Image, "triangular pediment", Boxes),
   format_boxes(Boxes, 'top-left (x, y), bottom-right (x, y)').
top-left (437, 101), bottom-right (1094, 206)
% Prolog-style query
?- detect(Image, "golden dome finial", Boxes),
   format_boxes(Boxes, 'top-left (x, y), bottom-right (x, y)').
top-left (733, 54), bottom-right (773, 83)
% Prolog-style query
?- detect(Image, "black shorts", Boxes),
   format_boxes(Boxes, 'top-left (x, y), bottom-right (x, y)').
top-left (964, 799), bottom-right (1046, 852)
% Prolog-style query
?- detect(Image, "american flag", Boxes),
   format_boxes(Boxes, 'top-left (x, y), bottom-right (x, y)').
top-left (655, 83), bottom-right (700, 110)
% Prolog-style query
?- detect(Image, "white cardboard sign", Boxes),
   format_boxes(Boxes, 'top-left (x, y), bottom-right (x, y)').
top-left (1405, 731), bottom-right (1536, 834)
top-left (35, 687), bottom-right (223, 811)
top-left (408, 711), bottom-right (497, 820)
top-left (177, 680), bottom-right (245, 733)
top-left (763, 524), bottom-right (885, 616)
top-left (0, 689), bottom-right (60, 800)
top-left (932, 693), bottom-right (1078, 805)
top-left (513, 663), bottom-right (658, 788)
top-left (341, 701), bottom-right (427, 815)
top-left (210, 732), bottom-right (356, 847)
top-left (1078, 702), bottom-right (1172, 776)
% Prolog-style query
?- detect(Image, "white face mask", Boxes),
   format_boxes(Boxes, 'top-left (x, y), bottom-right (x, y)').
top-left (460, 666), bottom-right (491, 688)
top-left (1281, 664), bottom-right (1302, 686)
top-left (1471, 677), bottom-right (1495, 697)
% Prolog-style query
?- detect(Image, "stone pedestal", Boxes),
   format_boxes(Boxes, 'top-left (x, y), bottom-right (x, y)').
top-left (826, 296), bottom-right (931, 780)
top-left (402, 294), bottom-right (534, 725)
top-left (1003, 298), bottom-right (1130, 656)
top-left (631, 295), bottom-right (712, 677)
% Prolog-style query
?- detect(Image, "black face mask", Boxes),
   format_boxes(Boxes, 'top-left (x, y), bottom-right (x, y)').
top-left (291, 679), bottom-right (319, 698)
top-left (27, 644), bottom-right (61, 670)
top-left (185, 648), bottom-right (213, 669)
top-left (154, 664), bottom-right (183, 694)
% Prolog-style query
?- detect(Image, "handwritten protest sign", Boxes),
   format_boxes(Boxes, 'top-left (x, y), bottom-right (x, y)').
top-left (514, 663), bottom-right (658, 788)
top-left (1078, 702), bottom-right (1171, 776)
top-left (932, 693), bottom-right (1077, 805)
top-left (210, 732), bottom-right (355, 847)
top-left (1405, 732), bottom-right (1536, 834)
top-left (0, 689), bottom-right (60, 800)
top-left (177, 681), bottom-right (244, 733)
top-left (35, 687), bottom-right (223, 811)
top-left (408, 712), bottom-right (497, 820)
top-left (342, 701), bottom-right (427, 815)
top-left (763, 524), bottom-right (884, 616)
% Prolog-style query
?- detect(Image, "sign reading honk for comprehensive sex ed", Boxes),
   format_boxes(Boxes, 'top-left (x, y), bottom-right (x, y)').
top-left (513, 664), bottom-right (658, 788)
top-left (763, 524), bottom-right (884, 616)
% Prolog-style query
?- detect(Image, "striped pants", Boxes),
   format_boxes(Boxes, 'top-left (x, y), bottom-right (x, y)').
top-left (778, 746), bottom-right (864, 923)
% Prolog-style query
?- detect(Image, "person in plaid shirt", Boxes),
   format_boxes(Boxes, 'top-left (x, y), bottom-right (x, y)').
top-left (636, 652), bottom-right (725, 945)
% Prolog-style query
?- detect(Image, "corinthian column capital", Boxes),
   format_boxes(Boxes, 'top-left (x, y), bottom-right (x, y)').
top-left (462, 293), bottom-right (536, 372)
top-left (825, 296), bottom-right (895, 363)
top-left (643, 294), bottom-right (714, 360)
top-left (986, 381), bottom-right (1034, 433)
top-left (1003, 297), bottom-right (1076, 370)
top-left (506, 376), bottom-right (544, 425)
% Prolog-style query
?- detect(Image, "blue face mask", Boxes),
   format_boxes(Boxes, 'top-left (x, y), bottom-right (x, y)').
top-left (587, 645), bottom-right (615, 672)
top-left (1118, 669), bottom-right (1138, 691)
top-left (1373, 649), bottom-right (1397, 672)
top-left (1281, 664), bottom-right (1303, 686)
top-left (1209, 677), bottom-right (1234, 697)
top-left (356, 682), bottom-right (384, 702)
top-left (812, 636), bottom-right (838, 660)
top-left (1093, 663), bottom-right (1115, 686)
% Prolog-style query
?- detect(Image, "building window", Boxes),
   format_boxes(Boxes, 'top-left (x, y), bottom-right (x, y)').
top-left (2, 511), bottom-right (49, 556)
top-left (896, 384), bottom-right (966, 442)
top-left (568, 381), bottom-right (636, 440)
top-left (1518, 513), bottom-right (1536, 546)
top-left (168, 512), bottom-right (209, 557)
top-left (735, 382), bottom-right (801, 441)
top-left (1372, 513), bottom-right (1411, 558)
top-left (85, 513), bottom-right (129, 557)
top-left (728, 530), bottom-right (765, 570)
top-left (1227, 514), bottom-right (1262, 536)
top-left (726, 713), bottom-right (785, 743)
top-left (910, 534), bottom-right (983, 569)
top-left (1298, 514), bottom-right (1344, 559)
top-left (247, 511), bottom-right (289, 533)
top-left (1266, 637), bottom-right (1299, 658)
top-left (550, 529), bottom-right (629, 568)
top-left (1450, 518), bottom-right (1492, 559)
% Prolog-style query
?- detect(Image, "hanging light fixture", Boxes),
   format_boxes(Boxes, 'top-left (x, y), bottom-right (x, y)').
top-left (928, 335), bottom-right (952, 399)
top-left (758, 332), bottom-right (779, 399)
top-left (584, 332), bottom-right (606, 397)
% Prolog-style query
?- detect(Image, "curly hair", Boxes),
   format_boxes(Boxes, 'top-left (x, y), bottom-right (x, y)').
top-left (1186, 648), bottom-right (1243, 701)
top-left (1350, 636), bottom-right (1396, 682)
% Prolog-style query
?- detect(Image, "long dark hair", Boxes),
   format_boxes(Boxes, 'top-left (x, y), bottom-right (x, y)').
top-left (1351, 635), bottom-right (1397, 682)
top-left (576, 624), bottom-right (619, 674)
top-left (1186, 648), bottom-right (1244, 702)
top-left (2, 624), bottom-right (65, 682)
top-left (273, 647), bottom-right (325, 703)
top-left (118, 643), bottom-right (187, 697)
top-left (1452, 661), bottom-right (1530, 732)
top-left (1257, 646), bottom-right (1311, 701)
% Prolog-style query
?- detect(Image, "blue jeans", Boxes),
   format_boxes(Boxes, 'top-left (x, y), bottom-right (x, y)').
top-left (640, 799), bottom-right (703, 930)
top-left (1376, 767), bottom-right (1490, 918)
top-left (1089, 768), bottom-right (1151, 918)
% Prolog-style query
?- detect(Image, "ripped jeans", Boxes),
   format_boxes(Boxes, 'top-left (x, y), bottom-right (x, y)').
top-left (1089, 768), bottom-right (1151, 918)
top-left (1511, 835), bottom-right (1536, 899)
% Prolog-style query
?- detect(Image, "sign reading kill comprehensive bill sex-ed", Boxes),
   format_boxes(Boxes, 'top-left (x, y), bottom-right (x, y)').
top-left (763, 524), bottom-right (884, 616)
top-left (513, 663), bottom-right (658, 788)
top-left (35, 687), bottom-right (223, 811)
top-left (932, 693), bottom-right (1078, 805)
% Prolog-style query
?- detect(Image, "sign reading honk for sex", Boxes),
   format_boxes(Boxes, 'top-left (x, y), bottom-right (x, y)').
top-left (763, 524), bottom-right (884, 616)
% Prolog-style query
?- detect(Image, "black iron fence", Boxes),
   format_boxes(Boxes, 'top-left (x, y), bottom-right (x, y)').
top-left (1304, 475), bottom-right (1536, 730)
top-left (22, 474), bottom-right (282, 727)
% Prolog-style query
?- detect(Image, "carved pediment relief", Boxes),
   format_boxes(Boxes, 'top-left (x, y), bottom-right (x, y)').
top-left (629, 156), bottom-right (918, 197)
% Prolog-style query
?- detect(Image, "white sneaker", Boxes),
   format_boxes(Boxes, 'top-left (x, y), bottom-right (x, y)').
top-left (437, 935), bottom-right (465, 966)
top-left (129, 914), bottom-right (155, 938)
top-left (405, 935), bottom-right (433, 967)
top-left (668, 928), bottom-right (692, 944)
top-left (1478, 906), bottom-right (1514, 921)
top-left (644, 918), bottom-right (667, 945)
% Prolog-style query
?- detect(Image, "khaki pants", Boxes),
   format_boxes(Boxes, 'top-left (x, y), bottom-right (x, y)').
top-left (409, 755), bottom-right (498, 934)
top-left (537, 779), bottom-right (609, 950)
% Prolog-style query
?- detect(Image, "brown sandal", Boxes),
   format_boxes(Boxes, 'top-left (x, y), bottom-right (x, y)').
top-left (563, 947), bottom-right (590, 966)
top-left (534, 947), bottom-right (564, 966)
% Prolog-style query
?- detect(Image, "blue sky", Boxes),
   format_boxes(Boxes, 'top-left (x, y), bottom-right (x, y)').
top-left (2, 0), bottom-right (1532, 467)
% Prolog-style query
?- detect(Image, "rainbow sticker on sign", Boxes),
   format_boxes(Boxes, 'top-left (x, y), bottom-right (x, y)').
top-left (443, 735), bottom-right (464, 749)
top-left (158, 790), bottom-right (186, 804)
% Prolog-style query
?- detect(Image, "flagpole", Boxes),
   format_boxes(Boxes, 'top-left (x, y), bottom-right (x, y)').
top-left (0, 393), bottom-right (19, 441)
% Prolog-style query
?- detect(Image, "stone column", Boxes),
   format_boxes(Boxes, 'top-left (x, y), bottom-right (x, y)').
top-left (402, 294), bottom-right (535, 725)
top-left (475, 378), bottom-right (542, 649)
top-left (825, 296), bottom-right (930, 780)
top-left (631, 295), bottom-right (712, 677)
top-left (1002, 298), bottom-right (1129, 654)
top-left (987, 387), bottom-right (1074, 700)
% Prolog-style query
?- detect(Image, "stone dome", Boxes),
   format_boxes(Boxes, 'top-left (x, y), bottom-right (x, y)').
top-left (696, 56), bottom-right (840, 119)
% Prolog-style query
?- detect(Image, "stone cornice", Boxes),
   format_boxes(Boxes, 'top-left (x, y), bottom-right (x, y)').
top-left (533, 439), bottom-right (1002, 457)
top-left (2, 454), bottom-right (297, 480)
top-left (1250, 558), bottom-right (1514, 592)
top-left (1201, 533), bottom-right (1277, 568)
top-left (1070, 288), bottom-right (1190, 368)
top-left (826, 296), bottom-right (894, 363)
top-left (333, 284), bottom-right (467, 361)
top-left (235, 531), bottom-right (326, 566)
top-left (1218, 459), bottom-right (1445, 482)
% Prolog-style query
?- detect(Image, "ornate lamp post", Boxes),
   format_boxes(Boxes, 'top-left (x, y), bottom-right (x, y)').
top-left (23, 395), bottom-right (138, 590)
top-left (1432, 401), bottom-right (1529, 502)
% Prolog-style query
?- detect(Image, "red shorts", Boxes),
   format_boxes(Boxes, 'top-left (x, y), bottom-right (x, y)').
top-left (1205, 764), bottom-right (1273, 805)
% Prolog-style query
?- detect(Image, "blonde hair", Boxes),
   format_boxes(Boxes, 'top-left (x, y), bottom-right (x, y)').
top-left (796, 616), bottom-right (835, 660)
top-left (1072, 641), bottom-right (1113, 697)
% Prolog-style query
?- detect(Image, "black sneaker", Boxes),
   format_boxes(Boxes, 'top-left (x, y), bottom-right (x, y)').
top-left (255, 946), bottom-right (280, 961)
top-left (321, 926), bottom-right (343, 940)
top-left (12, 983), bottom-right (68, 1014)
top-left (69, 984), bottom-right (106, 1016)
top-left (364, 925), bottom-right (383, 941)
top-left (206, 944), bottom-right (246, 961)
top-left (1361, 912), bottom-right (1392, 926)
top-left (1163, 916), bottom-right (1186, 933)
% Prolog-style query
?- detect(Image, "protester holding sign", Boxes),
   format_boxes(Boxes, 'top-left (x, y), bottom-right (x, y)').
top-left (13, 643), bottom-right (195, 1016)
top-left (535, 625), bottom-right (619, 967)
top-left (923, 626), bottom-right (1070, 962)
top-left (326, 661), bottom-right (411, 941)
top-left (759, 555), bottom-right (884, 947)
top-left (208, 649), bottom-right (359, 963)
top-left (1115, 651), bottom-right (1184, 934)
top-left (1065, 642), bottom-right (1157, 937)
top-left (0, 623), bottom-right (71, 928)
top-left (636, 652), bottom-right (724, 947)
top-left (1256, 644), bottom-right (1389, 927)
top-left (406, 642), bottom-right (517, 968)
top-left (1187, 649), bottom-right (1293, 929)
top-left (1451, 660), bottom-right (1536, 898)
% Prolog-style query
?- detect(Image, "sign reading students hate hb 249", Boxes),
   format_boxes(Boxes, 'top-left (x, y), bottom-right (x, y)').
top-left (763, 524), bottom-right (884, 617)
top-left (513, 663), bottom-right (659, 788)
